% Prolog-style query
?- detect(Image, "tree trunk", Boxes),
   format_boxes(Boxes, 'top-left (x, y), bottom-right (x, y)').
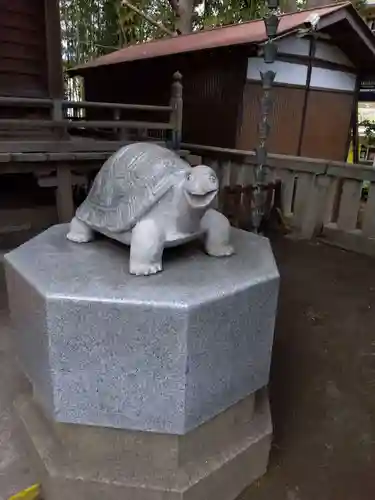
top-left (282, 0), bottom-right (298, 13)
top-left (168, 0), bottom-right (195, 34)
top-left (305, 0), bottom-right (332, 7)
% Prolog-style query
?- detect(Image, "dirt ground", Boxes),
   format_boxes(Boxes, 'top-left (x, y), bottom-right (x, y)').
top-left (0, 237), bottom-right (375, 499)
top-left (242, 237), bottom-right (375, 500)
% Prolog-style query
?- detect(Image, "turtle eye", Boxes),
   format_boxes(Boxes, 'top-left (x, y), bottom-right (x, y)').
top-left (210, 175), bottom-right (217, 183)
top-left (186, 173), bottom-right (192, 181)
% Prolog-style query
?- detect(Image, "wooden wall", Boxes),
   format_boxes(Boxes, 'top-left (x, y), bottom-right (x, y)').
top-left (0, 0), bottom-right (62, 98)
top-left (237, 84), bottom-right (305, 155)
top-left (237, 83), bottom-right (354, 159)
top-left (237, 36), bottom-right (357, 161)
top-left (300, 90), bottom-right (353, 159)
top-left (0, 0), bottom-right (63, 139)
top-left (82, 47), bottom-right (249, 148)
top-left (181, 49), bottom-right (247, 148)
top-left (0, 0), bottom-right (47, 97)
top-left (80, 36), bottom-right (358, 161)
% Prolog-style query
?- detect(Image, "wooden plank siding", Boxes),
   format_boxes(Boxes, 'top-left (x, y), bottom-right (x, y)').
top-left (181, 49), bottom-right (247, 148)
top-left (236, 83), bottom-right (305, 155)
top-left (237, 82), bottom-right (354, 161)
top-left (0, 0), bottom-right (63, 140)
top-left (83, 47), bottom-right (249, 148)
top-left (0, 0), bottom-right (48, 97)
top-left (238, 36), bottom-right (356, 161)
top-left (300, 89), bottom-right (353, 160)
top-left (80, 37), bottom-right (357, 161)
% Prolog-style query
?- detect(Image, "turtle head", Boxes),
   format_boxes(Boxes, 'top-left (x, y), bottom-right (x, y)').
top-left (183, 165), bottom-right (219, 208)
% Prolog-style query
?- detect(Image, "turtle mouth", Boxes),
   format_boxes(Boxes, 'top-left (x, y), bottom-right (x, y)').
top-left (184, 189), bottom-right (217, 208)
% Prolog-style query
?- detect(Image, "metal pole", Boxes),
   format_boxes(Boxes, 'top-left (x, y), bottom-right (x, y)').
top-left (252, 0), bottom-right (280, 233)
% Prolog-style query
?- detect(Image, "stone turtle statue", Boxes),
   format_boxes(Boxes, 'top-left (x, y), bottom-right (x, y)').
top-left (67, 142), bottom-right (234, 275)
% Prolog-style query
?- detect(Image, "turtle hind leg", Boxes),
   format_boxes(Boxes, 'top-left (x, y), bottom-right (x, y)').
top-left (130, 219), bottom-right (165, 276)
top-left (67, 217), bottom-right (95, 243)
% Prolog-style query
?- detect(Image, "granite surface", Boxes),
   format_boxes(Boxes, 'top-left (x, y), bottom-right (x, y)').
top-left (15, 390), bottom-right (272, 500)
top-left (5, 224), bottom-right (279, 434)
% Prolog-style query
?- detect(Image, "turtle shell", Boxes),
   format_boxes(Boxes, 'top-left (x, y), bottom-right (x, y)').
top-left (76, 142), bottom-right (191, 233)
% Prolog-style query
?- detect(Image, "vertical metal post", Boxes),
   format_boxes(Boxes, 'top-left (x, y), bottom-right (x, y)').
top-left (252, 0), bottom-right (280, 232)
top-left (170, 71), bottom-right (183, 150)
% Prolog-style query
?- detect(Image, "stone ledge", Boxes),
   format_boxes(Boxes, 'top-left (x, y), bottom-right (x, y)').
top-left (15, 390), bottom-right (272, 500)
top-left (321, 223), bottom-right (375, 258)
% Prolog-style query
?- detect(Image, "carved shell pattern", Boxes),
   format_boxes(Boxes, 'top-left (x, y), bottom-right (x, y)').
top-left (76, 142), bottom-right (191, 233)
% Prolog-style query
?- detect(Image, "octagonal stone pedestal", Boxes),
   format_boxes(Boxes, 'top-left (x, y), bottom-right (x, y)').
top-left (5, 224), bottom-right (279, 500)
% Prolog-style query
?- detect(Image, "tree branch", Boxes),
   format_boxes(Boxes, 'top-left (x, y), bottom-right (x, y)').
top-left (121, 0), bottom-right (176, 36)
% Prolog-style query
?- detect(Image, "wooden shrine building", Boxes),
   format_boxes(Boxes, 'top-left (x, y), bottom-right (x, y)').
top-left (0, 0), bottom-right (182, 241)
top-left (71, 2), bottom-right (375, 162)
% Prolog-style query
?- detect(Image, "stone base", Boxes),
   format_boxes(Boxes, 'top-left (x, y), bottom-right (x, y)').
top-left (6, 224), bottom-right (279, 434)
top-left (15, 390), bottom-right (272, 500)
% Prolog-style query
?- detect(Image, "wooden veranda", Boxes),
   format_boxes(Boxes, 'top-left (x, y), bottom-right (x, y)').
top-left (0, 72), bottom-right (183, 223)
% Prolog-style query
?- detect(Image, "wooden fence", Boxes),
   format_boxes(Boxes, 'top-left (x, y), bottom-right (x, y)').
top-left (0, 72), bottom-right (183, 154)
top-left (184, 144), bottom-right (375, 257)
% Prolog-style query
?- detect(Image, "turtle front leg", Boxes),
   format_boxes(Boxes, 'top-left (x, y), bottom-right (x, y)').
top-left (67, 217), bottom-right (95, 243)
top-left (130, 219), bottom-right (165, 276)
top-left (201, 209), bottom-right (235, 257)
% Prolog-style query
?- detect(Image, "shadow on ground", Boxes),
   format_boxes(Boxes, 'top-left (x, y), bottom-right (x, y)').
top-left (0, 237), bottom-right (375, 499)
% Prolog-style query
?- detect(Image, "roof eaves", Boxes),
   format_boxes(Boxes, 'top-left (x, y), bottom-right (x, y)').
top-left (318, 3), bottom-right (375, 57)
top-left (67, 2), bottom-right (353, 76)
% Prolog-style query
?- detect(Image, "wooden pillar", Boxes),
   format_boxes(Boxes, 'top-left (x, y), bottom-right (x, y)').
top-left (44, 0), bottom-right (64, 99)
top-left (56, 167), bottom-right (74, 223)
top-left (351, 79), bottom-right (360, 164)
